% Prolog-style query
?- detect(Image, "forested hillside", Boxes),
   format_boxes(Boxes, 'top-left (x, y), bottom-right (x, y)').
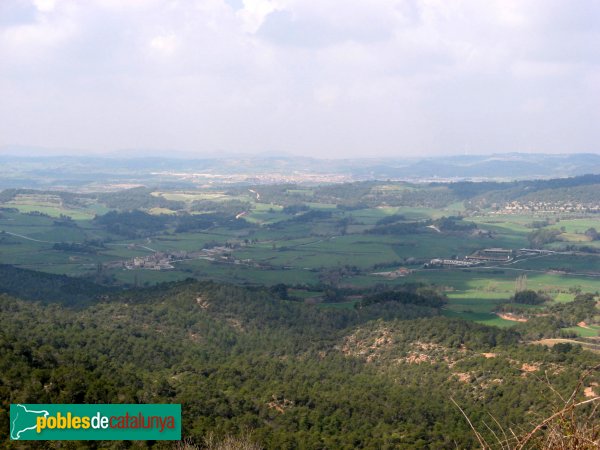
top-left (1, 276), bottom-right (598, 449)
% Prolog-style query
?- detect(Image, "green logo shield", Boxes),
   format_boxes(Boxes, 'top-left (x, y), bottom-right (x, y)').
top-left (10, 404), bottom-right (181, 440)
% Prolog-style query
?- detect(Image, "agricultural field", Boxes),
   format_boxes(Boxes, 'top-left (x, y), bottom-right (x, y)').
top-left (1, 179), bottom-right (599, 339)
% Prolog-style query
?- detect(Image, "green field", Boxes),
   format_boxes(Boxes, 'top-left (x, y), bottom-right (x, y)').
top-left (443, 291), bottom-right (514, 327)
top-left (1, 185), bottom-right (599, 330)
top-left (562, 325), bottom-right (600, 338)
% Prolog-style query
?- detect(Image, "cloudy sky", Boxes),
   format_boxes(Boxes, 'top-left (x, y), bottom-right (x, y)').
top-left (1, 0), bottom-right (599, 157)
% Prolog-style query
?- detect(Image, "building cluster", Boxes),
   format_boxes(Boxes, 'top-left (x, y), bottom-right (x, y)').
top-left (426, 248), bottom-right (513, 268)
top-left (126, 252), bottom-right (178, 270)
top-left (497, 201), bottom-right (600, 214)
top-left (153, 171), bottom-right (351, 185)
top-left (466, 248), bottom-right (512, 262)
top-left (104, 246), bottom-right (232, 271)
top-left (426, 258), bottom-right (479, 268)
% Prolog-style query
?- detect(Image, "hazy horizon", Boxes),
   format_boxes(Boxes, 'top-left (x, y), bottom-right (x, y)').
top-left (2, 145), bottom-right (600, 161)
top-left (1, 0), bottom-right (600, 158)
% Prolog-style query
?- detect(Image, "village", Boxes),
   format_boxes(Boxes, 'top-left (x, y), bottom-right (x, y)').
top-left (496, 200), bottom-right (600, 214)
top-left (103, 246), bottom-right (233, 271)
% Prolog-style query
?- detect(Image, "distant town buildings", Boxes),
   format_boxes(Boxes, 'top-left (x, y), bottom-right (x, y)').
top-left (496, 201), bottom-right (600, 214)
top-left (151, 171), bottom-right (352, 185)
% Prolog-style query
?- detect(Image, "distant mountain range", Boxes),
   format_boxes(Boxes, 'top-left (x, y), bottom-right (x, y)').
top-left (364, 153), bottom-right (600, 179)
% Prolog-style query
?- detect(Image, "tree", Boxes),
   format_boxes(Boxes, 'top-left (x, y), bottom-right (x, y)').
top-left (527, 229), bottom-right (561, 248)
top-left (513, 290), bottom-right (547, 305)
top-left (584, 227), bottom-right (599, 241)
top-left (515, 275), bottom-right (527, 293)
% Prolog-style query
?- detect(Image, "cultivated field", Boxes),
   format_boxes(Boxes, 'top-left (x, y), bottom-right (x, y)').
top-left (1, 184), bottom-right (599, 339)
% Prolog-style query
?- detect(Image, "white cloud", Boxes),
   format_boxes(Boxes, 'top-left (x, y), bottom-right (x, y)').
top-left (237, 0), bottom-right (284, 33)
top-left (511, 60), bottom-right (576, 79)
top-left (33, 0), bottom-right (56, 13)
top-left (0, 0), bottom-right (599, 156)
top-left (521, 97), bottom-right (546, 114)
top-left (150, 33), bottom-right (179, 55)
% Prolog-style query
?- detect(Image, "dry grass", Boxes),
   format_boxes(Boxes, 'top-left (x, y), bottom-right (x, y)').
top-left (453, 363), bottom-right (600, 449)
top-left (174, 432), bottom-right (262, 450)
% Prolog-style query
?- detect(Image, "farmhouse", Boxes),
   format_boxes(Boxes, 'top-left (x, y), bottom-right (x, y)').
top-left (125, 252), bottom-right (175, 270)
top-left (466, 248), bottom-right (512, 262)
top-left (426, 258), bottom-right (477, 268)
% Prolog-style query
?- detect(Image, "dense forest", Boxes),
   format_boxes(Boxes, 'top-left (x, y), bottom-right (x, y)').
top-left (93, 210), bottom-right (248, 238)
top-left (0, 264), bottom-right (111, 306)
top-left (98, 187), bottom-right (186, 211)
top-left (0, 271), bottom-right (598, 449)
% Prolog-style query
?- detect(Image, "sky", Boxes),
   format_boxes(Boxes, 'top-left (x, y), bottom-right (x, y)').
top-left (0, 0), bottom-right (599, 158)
